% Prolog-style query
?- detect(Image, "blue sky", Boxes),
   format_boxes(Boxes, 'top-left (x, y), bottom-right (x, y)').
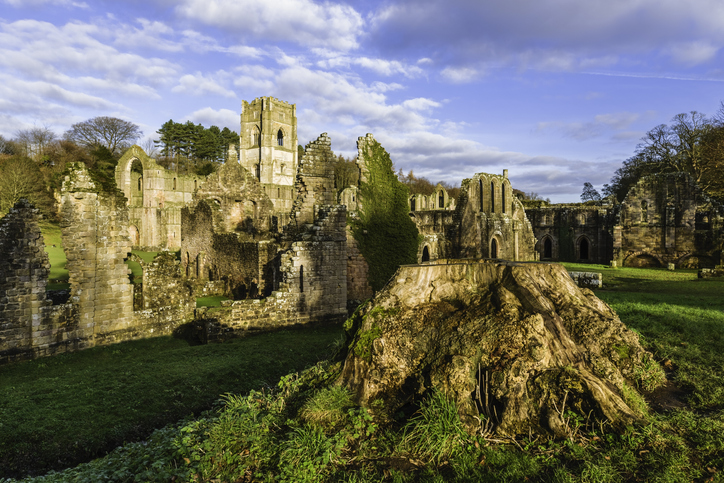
top-left (1, 0), bottom-right (723, 202)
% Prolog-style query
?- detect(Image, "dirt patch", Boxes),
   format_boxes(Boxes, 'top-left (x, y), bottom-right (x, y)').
top-left (647, 380), bottom-right (688, 412)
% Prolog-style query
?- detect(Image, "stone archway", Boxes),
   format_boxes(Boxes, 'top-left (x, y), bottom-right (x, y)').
top-left (422, 246), bottom-right (430, 262)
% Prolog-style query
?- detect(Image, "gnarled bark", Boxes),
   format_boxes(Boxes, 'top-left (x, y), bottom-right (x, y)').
top-left (339, 260), bottom-right (660, 437)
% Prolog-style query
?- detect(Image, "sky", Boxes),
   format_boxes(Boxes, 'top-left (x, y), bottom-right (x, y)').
top-left (1, 0), bottom-right (723, 202)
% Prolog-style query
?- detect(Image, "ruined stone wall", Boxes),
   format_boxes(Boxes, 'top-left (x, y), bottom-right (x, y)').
top-left (289, 133), bottom-right (336, 226)
top-left (0, 201), bottom-right (53, 363)
top-left (616, 173), bottom-right (724, 268)
top-left (525, 174), bottom-right (724, 268)
top-left (526, 205), bottom-right (615, 264)
top-left (409, 184), bottom-right (455, 212)
top-left (181, 161), bottom-right (280, 297)
top-left (346, 227), bottom-right (373, 303)
top-left (201, 205), bottom-right (348, 341)
top-left (61, 164), bottom-right (135, 336)
top-left (410, 171), bottom-right (536, 262)
top-left (115, 146), bottom-right (206, 250)
top-left (0, 164), bottom-right (196, 364)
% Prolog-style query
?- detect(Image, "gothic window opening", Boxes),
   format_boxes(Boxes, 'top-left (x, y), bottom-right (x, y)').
top-left (491, 181), bottom-right (495, 213)
top-left (579, 238), bottom-right (590, 260)
top-left (544, 237), bottom-right (552, 259)
top-left (491, 238), bottom-right (498, 258)
top-left (479, 179), bottom-right (484, 211)
top-left (422, 246), bottom-right (430, 262)
top-left (411, 198), bottom-right (416, 211)
top-left (439, 192), bottom-right (444, 209)
top-left (641, 200), bottom-right (648, 223)
top-left (277, 129), bottom-right (284, 146)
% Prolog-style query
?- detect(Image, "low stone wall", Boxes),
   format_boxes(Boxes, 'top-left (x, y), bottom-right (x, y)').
top-left (568, 271), bottom-right (603, 288)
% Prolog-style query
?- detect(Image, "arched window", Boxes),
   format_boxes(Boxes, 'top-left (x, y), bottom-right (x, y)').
top-left (641, 200), bottom-right (648, 223)
top-left (438, 191), bottom-right (444, 209)
top-left (277, 129), bottom-right (284, 146)
top-left (502, 184), bottom-right (506, 214)
top-left (422, 246), bottom-right (430, 262)
top-left (579, 238), bottom-right (590, 260)
top-left (479, 179), bottom-right (484, 211)
top-left (410, 198), bottom-right (416, 211)
top-left (491, 181), bottom-right (495, 213)
top-left (491, 238), bottom-right (498, 258)
top-left (544, 237), bottom-right (552, 259)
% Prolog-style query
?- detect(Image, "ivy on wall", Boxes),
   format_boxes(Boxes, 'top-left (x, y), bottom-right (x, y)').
top-left (352, 139), bottom-right (419, 292)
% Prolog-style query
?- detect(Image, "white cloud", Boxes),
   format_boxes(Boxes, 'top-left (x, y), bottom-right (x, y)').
top-left (536, 112), bottom-right (641, 141)
top-left (667, 41), bottom-right (720, 66)
top-left (184, 107), bottom-right (239, 130)
top-left (2, 0), bottom-right (87, 7)
top-left (171, 72), bottom-right (236, 98)
top-left (175, 0), bottom-right (365, 51)
top-left (440, 66), bottom-right (479, 83)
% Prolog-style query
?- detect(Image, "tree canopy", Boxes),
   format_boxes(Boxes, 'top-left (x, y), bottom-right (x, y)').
top-left (64, 117), bottom-right (142, 155)
top-left (604, 105), bottom-right (724, 202)
top-left (580, 182), bottom-right (601, 203)
top-left (155, 120), bottom-right (239, 165)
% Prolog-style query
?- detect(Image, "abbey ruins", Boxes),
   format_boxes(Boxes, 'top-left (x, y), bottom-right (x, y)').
top-left (2, 96), bottom-right (724, 364)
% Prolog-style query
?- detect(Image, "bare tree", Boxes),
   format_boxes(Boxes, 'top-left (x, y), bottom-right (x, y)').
top-left (14, 126), bottom-right (57, 162)
top-left (64, 116), bottom-right (142, 155)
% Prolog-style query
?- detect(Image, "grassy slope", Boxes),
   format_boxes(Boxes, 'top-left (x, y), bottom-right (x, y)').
top-left (0, 326), bottom-right (343, 479)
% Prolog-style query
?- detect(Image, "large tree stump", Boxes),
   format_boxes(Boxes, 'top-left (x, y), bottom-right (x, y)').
top-left (339, 260), bottom-right (661, 437)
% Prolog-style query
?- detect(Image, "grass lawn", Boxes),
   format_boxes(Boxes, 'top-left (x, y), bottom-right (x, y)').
top-left (0, 326), bottom-right (343, 479)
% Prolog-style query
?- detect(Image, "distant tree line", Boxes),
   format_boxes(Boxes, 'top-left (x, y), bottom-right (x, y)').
top-left (0, 117), bottom-right (142, 219)
top-left (398, 169), bottom-right (461, 200)
top-left (154, 120), bottom-right (239, 176)
top-left (598, 104), bottom-right (724, 203)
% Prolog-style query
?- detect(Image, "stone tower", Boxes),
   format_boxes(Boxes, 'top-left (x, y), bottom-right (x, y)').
top-left (239, 97), bottom-right (298, 223)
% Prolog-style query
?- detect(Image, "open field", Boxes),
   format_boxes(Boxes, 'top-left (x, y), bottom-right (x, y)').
top-left (4, 264), bottom-right (724, 482)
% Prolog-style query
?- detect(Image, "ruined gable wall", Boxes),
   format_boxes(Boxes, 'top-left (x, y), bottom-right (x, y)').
top-left (116, 146), bottom-right (206, 250)
top-left (454, 172), bottom-right (536, 261)
top-left (0, 200), bottom-right (52, 362)
top-left (61, 164), bottom-right (135, 337)
top-left (290, 133), bottom-right (336, 226)
top-left (617, 173), bottom-right (724, 267)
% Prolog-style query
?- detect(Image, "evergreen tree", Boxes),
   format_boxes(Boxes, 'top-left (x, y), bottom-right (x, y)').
top-left (353, 139), bottom-right (419, 292)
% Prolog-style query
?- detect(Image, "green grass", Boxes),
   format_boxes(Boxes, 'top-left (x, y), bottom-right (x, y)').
top-left (196, 295), bottom-right (230, 308)
top-left (0, 326), bottom-right (343, 479)
top-left (7, 264), bottom-right (724, 482)
top-left (39, 222), bottom-right (69, 290)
